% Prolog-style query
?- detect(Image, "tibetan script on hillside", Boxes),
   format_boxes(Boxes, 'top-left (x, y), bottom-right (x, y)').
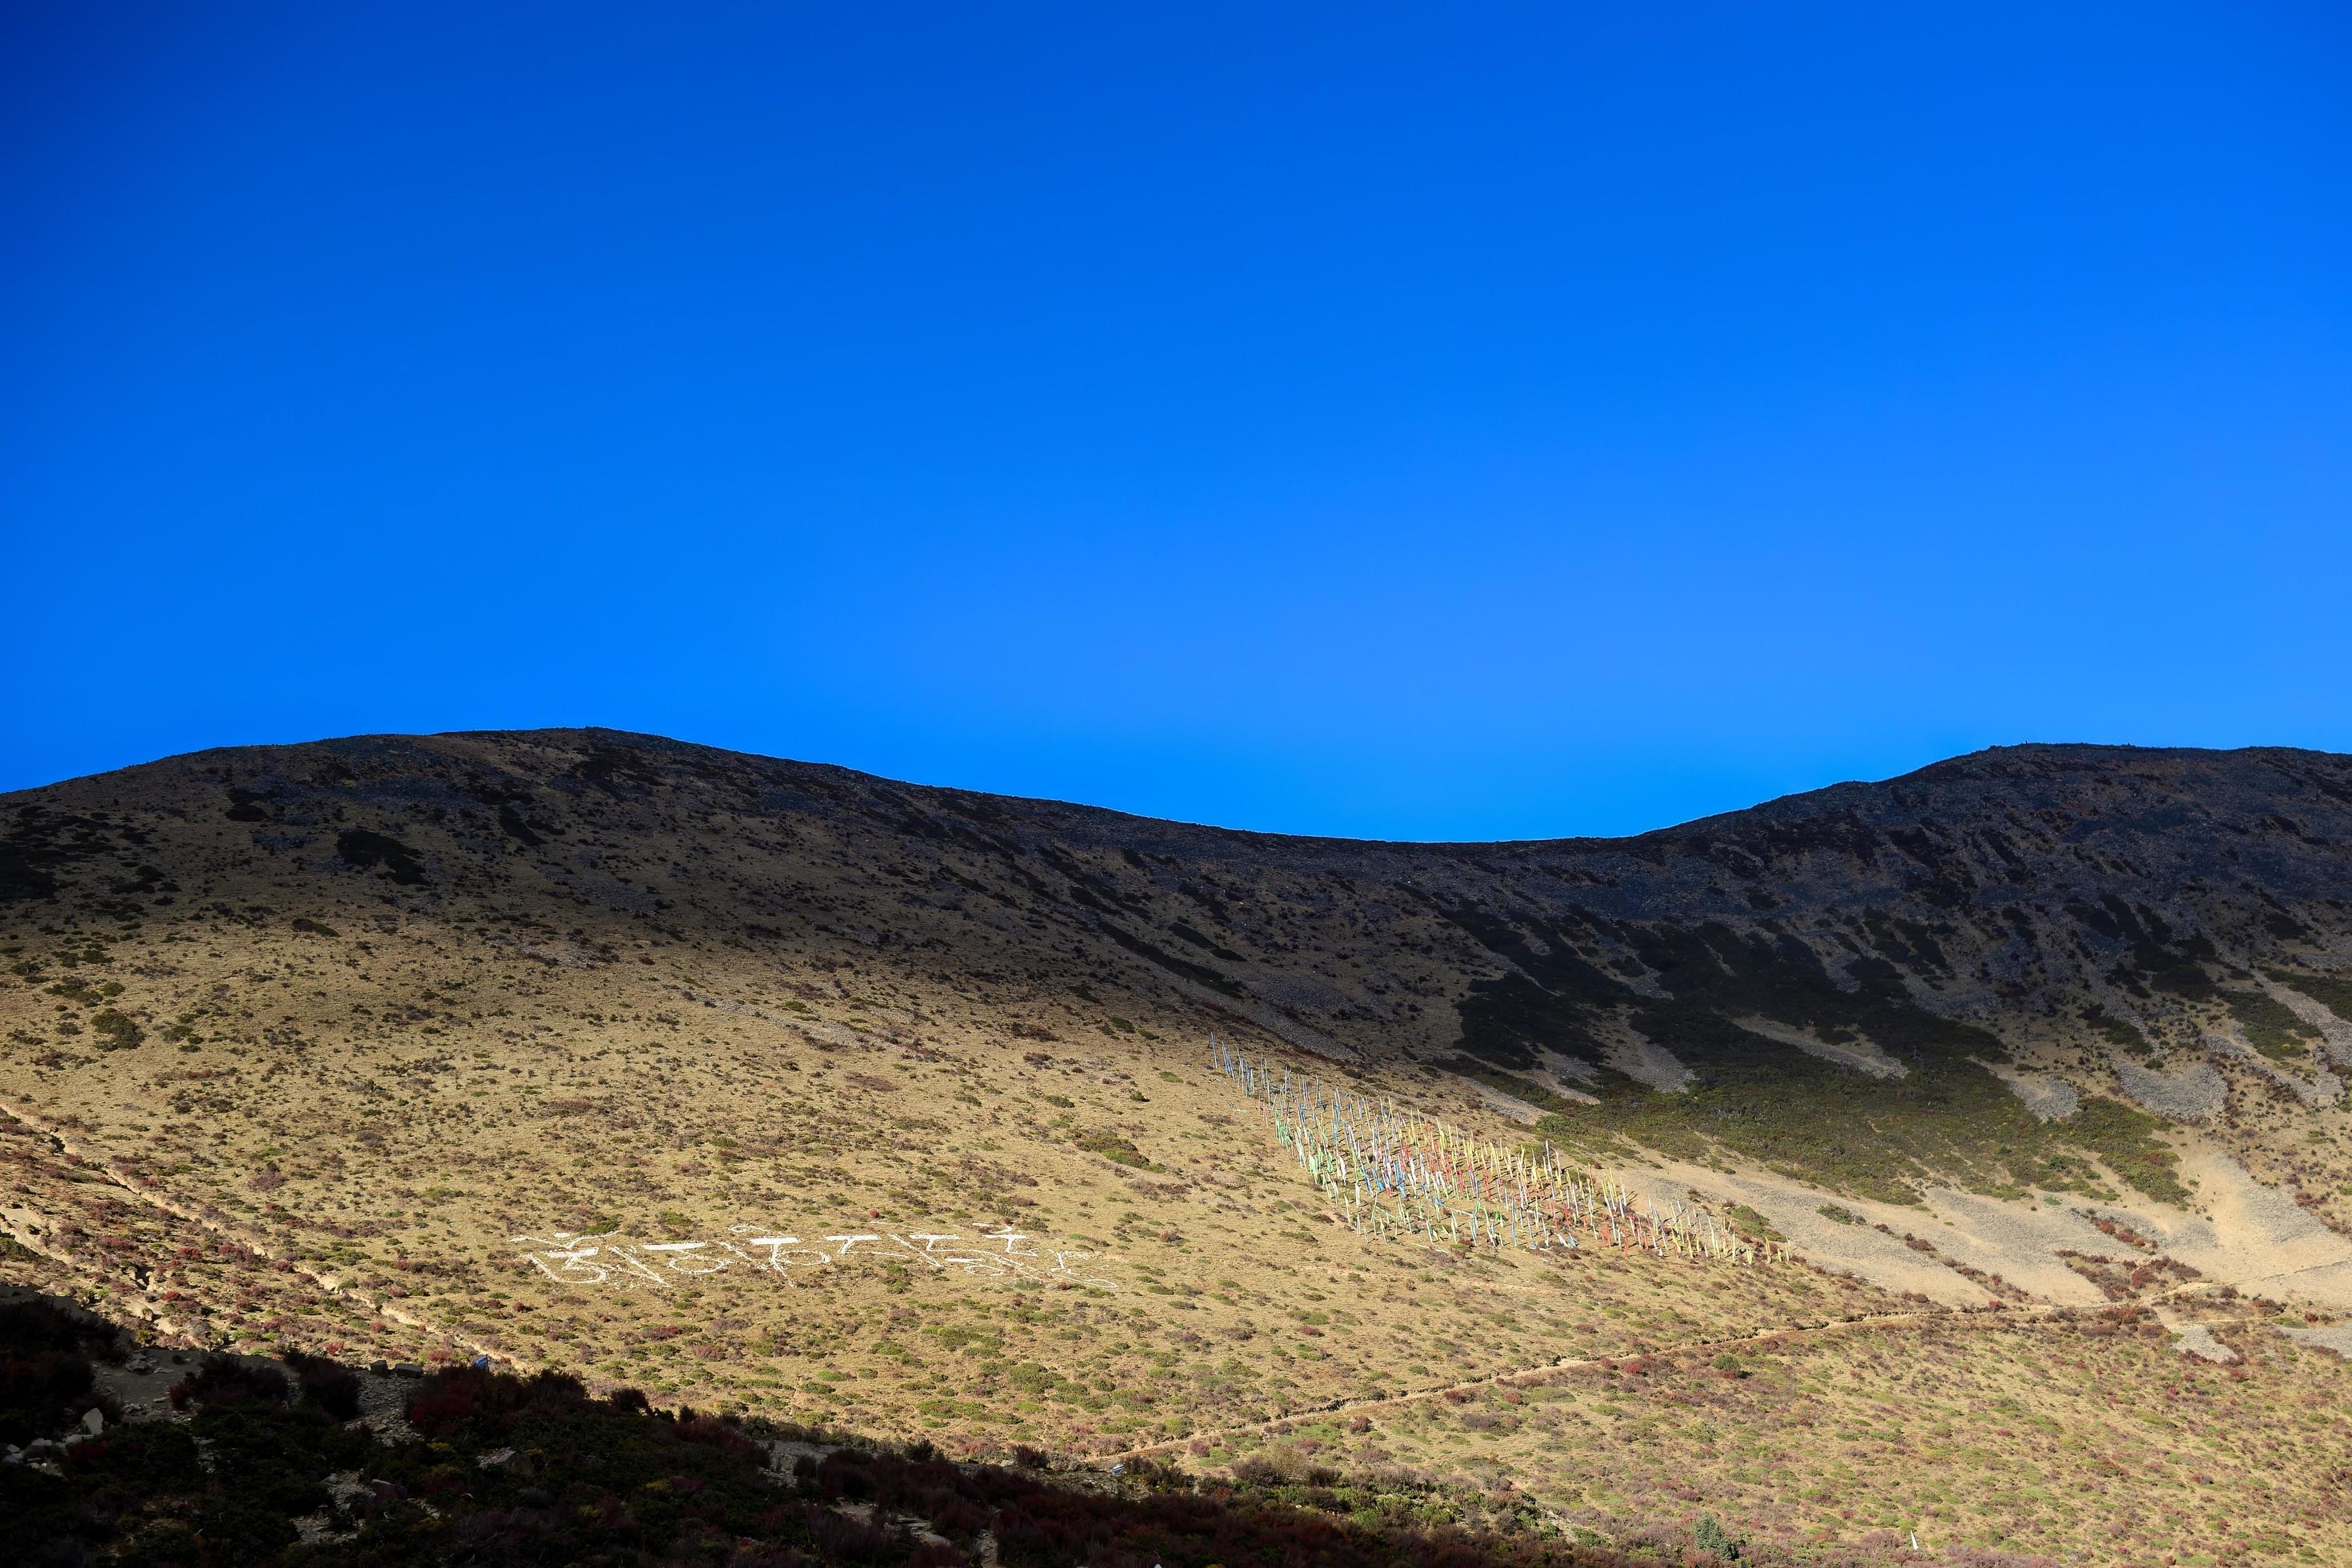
top-left (510, 1224), bottom-right (1118, 1293)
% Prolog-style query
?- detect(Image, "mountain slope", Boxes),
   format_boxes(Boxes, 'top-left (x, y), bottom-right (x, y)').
top-left (5, 730), bottom-right (2352, 1562)
top-left (14, 730), bottom-right (2347, 1202)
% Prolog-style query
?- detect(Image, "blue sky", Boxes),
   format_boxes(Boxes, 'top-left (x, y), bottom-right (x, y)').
top-left (6, 4), bottom-right (2349, 839)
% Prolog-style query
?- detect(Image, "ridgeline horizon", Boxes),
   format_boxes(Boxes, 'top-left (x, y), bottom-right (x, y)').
top-left (16, 726), bottom-right (2350, 847)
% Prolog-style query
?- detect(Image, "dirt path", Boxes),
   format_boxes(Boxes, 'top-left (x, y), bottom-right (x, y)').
top-left (1099, 1302), bottom-right (2065, 1464)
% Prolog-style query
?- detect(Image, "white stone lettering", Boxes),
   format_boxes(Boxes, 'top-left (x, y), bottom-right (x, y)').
top-left (513, 1221), bottom-right (1118, 1294)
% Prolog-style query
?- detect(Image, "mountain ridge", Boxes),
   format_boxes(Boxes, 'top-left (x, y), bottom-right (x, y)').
top-left (8, 726), bottom-right (2350, 1216)
top-left (40, 726), bottom-right (2349, 844)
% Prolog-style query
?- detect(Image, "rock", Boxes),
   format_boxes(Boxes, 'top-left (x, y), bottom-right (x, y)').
top-left (393, 1362), bottom-right (423, 1378)
top-left (370, 1359), bottom-right (389, 1375)
top-left (80, 1408), bottom-right (103, 1436)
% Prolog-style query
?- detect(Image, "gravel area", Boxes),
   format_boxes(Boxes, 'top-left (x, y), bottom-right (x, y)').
top-left (2205, 1027), bottom-right (2346, 1109)
top-left (1542, 1048), bottom-right (1600, 1085)
top-left (2154, 1309), bottom-right (2239, 1363)
top-left (91, 1348), bottom-right (198, 1422)
top-left (2260, 976), bottom-right (2352, 1071)
top-left (1982, 1062), bottom-right (2081, 1122)
top-left (1608, 1026), bottom-right (1694, 1094)
top-left (1466, 1079), bottom-right (1546, 1124)
top-left (2114, 1058), bottom-right (2226, 1121)
top-left (1733, 1017), bottom-right (1906, 1079)
top-left (2282, 1322), bottom-right (2352, 1360)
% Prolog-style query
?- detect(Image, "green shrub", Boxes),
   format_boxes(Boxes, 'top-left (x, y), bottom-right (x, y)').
top-left (1694, 1512), bottom-right (1744, 1559)
top-left (1074, 1131), bottom-right (1152, 1169)
top-left (90, 1011), bottom-right (143, 1051)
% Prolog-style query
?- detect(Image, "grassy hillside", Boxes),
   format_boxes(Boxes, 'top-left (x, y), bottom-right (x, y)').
top-left (4, 729), bottom-right (2351, 1563)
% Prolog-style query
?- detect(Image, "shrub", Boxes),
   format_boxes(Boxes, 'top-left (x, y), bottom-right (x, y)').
top-left (286, 1348), bottom-right (362, 1419)
top-left (171, 1353), bottom-right (289, 1410)
top-left (90, 1010), bottom-right (144, 1050)
top-left (406, 1364), bottom-right (596, 1442)
top-left (334, 829), bottom-right (427, 885)
top-left (0, 1301), bottom-right (106, 1445)
top-left (1694, 1512), bottom-right (1743, 1559)
top-left (1074, 1130), bottom-right (1152, 1169)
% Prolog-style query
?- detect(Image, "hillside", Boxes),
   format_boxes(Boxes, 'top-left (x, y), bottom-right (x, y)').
top-left (6, 729), bottom-right (2352, 1564)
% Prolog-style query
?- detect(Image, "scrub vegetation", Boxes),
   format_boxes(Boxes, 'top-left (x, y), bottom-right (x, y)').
top-left (5, 729), bottom-right (2352, 1564)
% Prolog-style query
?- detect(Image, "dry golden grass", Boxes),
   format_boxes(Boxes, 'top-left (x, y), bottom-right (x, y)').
top-left (5, 729), bottom-right (2351, 1562)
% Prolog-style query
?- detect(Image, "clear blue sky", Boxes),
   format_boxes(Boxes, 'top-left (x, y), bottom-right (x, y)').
top-left (6, 4), bottom-right (2349, 839)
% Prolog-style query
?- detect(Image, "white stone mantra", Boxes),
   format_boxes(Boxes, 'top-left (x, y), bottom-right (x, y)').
top-left (509, 1223), bottom-right (1118, 1293)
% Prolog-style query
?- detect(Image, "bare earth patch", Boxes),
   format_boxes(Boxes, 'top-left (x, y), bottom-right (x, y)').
top-left (1734, 1016), bottom-right (1906, 1079)
top-left (2113, 1058), bottom-right (2226, 1122)
top-left (1981, 1060), bottom-right (2081, 1122)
